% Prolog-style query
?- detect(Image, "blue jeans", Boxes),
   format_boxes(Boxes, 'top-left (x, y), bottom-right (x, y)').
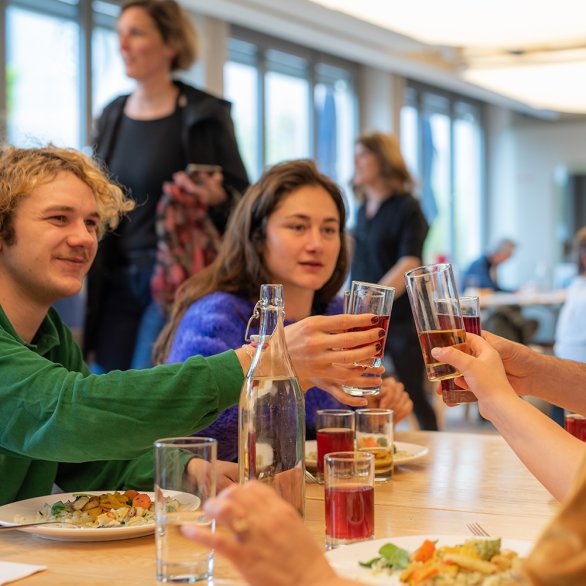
top-left (130, 301), bottom-right (167, 369)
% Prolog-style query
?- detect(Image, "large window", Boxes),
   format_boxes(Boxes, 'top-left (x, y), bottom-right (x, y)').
top-left (224, 27), bottom-right (358, 190)
top-left (6, 1), bottom-right (81, 147)
top-left (92, 1), bottom-right (133, 119)
top-left (2, 0), bottom-right (130, 149)
top-left (401, 84), bottom-right (485, 278)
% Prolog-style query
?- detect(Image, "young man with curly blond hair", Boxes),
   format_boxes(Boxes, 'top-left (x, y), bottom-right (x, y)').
top-left (0, 145), bottom-right (385, 505)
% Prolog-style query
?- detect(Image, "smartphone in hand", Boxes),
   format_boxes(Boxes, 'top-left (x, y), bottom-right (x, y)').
top-left (185, 163), bottom-right (222, 182)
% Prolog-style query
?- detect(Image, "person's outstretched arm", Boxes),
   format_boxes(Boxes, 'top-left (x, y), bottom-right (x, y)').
top-left (432, 334), bottom-right (585, 501)
top-left (484, 331), bottom-right (586, 414)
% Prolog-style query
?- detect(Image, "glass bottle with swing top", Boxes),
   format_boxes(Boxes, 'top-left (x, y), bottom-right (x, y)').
top-left (238, 284), bottom-right (305, 515)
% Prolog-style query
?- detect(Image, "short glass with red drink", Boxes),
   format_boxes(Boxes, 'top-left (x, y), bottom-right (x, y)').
top-left (342, 281), bottom-right (395, 396)
top-left (405, 263), bottom-right (468, 386)
top-left (324, 451), bottom-right (375, 549)
top-left (316, 409), bottom-right (355, 483)
top-left (440, 296), bottom-right (480, 405)
top-left (565, 413), bottom-right (586, 441)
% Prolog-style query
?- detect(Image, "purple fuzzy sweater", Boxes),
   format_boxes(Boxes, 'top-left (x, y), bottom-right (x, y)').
top-left (167, 291), bottom-right (346, 461)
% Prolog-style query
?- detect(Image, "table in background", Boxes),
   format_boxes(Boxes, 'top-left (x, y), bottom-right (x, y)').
top-left (478, 290), bottom-right (567, 344)
top-left (0, 432), bottom-right (557, 585)
top-left (478, 290), bottom-right (566, 309)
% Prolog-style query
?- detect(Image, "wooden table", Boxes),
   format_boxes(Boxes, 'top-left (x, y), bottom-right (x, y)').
top-left (0, 432), bottom-right (557, 585)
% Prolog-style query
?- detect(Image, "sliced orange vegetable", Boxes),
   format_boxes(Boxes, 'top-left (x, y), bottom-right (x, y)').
top-left (413, 539), bottom-right (436, 563)
top-left (133, 493), bottom-right (152, 509)
top-left (124, 490), bottom-right (139, 500)
top-left (410, 564), bottom-right (439, 585)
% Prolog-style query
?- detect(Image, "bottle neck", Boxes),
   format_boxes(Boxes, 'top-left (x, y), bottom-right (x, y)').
top-left (249, 303), bottom-right (296, 379)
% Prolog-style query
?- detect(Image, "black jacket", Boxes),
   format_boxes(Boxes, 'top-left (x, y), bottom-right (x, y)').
top-left (83, 80), bottom-right (249, 358)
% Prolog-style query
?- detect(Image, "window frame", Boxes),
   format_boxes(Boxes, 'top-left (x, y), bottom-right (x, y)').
top-left (403, 79), bottom-right (487, 266)
top-left (226, 24), bottom-right (359, 182)
top-left (0, 0), bottom-right (125, 147)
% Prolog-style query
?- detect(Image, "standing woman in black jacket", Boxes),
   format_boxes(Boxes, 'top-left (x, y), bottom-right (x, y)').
top-left (85, 0), bottom-right (248, 372)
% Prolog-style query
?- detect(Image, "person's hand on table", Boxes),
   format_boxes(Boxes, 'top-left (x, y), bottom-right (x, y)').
top-left (181, 481), bottom-right (360, 586)
top-left (284, 314), bottom-right (386, 407)
top-left (186, 458), bottom-right (238, 493)
top-left (430, 333), bottom-right (521, 421)
top-left (171, 169), bottom-right (227, 207)
top-left (365, 377), bottom-right (413, 424)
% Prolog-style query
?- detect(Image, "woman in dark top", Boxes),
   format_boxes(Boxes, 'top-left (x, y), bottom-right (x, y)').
top-left (84, 0), bottom-right (248, 372)
top-left (351, 132), bottom-right (438, 430)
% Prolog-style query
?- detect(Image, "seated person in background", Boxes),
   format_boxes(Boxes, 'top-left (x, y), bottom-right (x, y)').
top-left (555, 227), bottom-right (586, 362)
top-left (154, 160), bottom-right (413, 461)
top-left (431, 332), bottom-right (585, 502)
top-left (551, 227), bottom-right (586, 425)
top-left (183, 463), bottom-right (586, 586)
top-left (0, 145), bottom-right (386, 505)
top-left (462, 238), bottom-right (517, 292)
top-left (464, 238), bottom-right (538, 345)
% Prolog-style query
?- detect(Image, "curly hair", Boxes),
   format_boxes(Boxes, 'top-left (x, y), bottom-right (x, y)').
top-left (353, 132), bottom-right (414, 203)
top-left (153, 159), bottom-right (348, 364)
top-left (121, 0), bottom-right (198, 71)
top-left (0, 144), bottom-right (134, 244)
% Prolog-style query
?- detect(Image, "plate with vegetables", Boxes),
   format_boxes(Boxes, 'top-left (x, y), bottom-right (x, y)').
top-left (0, 490), bottom-right (199, 542)
top-left (325, 534), bottom-right (531, 585)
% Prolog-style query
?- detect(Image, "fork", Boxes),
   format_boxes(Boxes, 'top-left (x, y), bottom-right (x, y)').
top-left (305, 469), bottom-right (318, 484)
top-left (0, 521), bottom-right (80, 531)
top-left (466, 521), bottom-right (491, 537)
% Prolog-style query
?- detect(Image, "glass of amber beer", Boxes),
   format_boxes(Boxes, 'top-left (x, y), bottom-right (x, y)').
top-left (404, 264), bottom-right (468, 385)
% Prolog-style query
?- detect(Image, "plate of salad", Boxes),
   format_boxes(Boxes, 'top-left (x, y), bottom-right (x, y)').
top-left (0, 490), bottom-right (199, 542)
top-left (325, 534), bottom-right (531, 585)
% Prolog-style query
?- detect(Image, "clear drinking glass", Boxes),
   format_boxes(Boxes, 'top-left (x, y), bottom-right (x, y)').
top-left (316, 409), bottom-right (355, 483)
top-left (324, 451), bottom-right (375, 549)
top-left (440, 296), bottom-right (480, 405)
top-left (404, 263), bottom-right (468, 382)
top-left (155, 437), bottom-right (217, 583)
top-left (342, 281), bottom-right (395, 396)
top-left (355, 408), bottom-right (394, 482)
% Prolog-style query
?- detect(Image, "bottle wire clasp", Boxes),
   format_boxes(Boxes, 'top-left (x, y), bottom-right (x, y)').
top-left (244, 300), bottom-right (262, 342)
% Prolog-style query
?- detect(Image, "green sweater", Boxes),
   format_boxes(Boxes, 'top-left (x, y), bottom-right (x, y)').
top-left (0, 306), bottom-right (244, 505)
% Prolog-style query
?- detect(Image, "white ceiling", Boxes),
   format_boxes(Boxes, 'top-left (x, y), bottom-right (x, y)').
top-left (187, 0), bottom-right (586, 116)
top-left (309, 0), bottom-right (586, 114)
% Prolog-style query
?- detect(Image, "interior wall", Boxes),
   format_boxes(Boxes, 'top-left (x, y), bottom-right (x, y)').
top-left (487, 113), bottom-right (586, 290)
top-left (183, 14), bottom-right (228, 96)
top-left (358, 67), bottom-right (401, 136)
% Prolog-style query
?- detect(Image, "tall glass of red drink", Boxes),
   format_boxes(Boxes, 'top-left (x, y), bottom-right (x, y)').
top-left (324, 451), bottom-right (375, 549)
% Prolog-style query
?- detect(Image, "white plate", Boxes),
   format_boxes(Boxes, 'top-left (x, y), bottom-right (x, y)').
top-left (305, 440), bottom-right (429, 470)
top-left (325, 534), bottom-right (532, 585)
top-left (392, 441), bottom-right (429, 465)
top-left (0, 491), bottom-right (199, 542)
